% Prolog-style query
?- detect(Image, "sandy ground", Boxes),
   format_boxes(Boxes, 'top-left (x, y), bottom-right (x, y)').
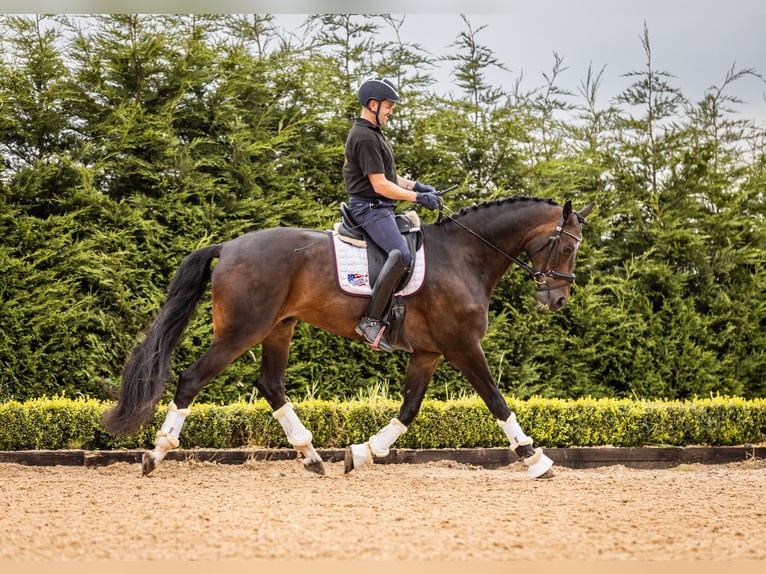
top-left (1, 456), bottom-right (765, 561)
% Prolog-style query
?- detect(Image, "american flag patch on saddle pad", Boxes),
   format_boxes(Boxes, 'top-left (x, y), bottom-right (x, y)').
top-left (330, 233), bottom-right (426, 297)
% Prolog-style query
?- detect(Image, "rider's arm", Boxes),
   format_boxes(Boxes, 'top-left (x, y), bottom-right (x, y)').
top-left (368, 173), bottom-right (418, 202)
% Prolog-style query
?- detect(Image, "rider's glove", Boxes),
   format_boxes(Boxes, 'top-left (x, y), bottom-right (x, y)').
top-left (413, 181), bottom-right (436, 194)
top-left (415, 191), bottom-right (440, 211)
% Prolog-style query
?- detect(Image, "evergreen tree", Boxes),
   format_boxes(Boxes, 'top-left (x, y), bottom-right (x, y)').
top-left (428, 15), bottom-right (524, 199)
top-left (0, 14), bottom-right (764, 403)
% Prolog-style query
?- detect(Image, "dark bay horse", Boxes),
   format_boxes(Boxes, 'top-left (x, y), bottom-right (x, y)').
top-left (104, 196), bottom-right (594, 478)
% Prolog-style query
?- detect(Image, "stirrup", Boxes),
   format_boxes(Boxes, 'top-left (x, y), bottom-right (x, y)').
top-left (355, 317), bottom-right (394, 353)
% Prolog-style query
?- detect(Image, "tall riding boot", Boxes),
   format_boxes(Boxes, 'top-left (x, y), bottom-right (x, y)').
top-left (355, 249), bottom-right (407, 352)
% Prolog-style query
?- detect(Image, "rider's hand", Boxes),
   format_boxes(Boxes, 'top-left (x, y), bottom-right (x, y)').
top-left (413, 181), bottom-right (436, 194)
top-left (416, 191), bottom-right (440, 211)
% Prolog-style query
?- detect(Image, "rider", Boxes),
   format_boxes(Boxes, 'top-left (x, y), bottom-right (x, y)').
top-left (343, 78), bottom-right (441, 352)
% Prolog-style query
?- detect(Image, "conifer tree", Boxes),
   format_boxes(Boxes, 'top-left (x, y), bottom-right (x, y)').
top-left (0, 14), bottom-right (764, 402)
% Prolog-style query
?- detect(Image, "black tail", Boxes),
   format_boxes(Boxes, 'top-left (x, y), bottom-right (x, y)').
top-left (103, 244), bottom-right (222, 435)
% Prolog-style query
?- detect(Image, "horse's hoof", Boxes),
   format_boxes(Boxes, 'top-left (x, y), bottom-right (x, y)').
top-left (304, 459), bottom-right (327, 476)
top-left (343, 446), bottom-right (355, 474)
top-left (141, 451), bottom-right (157, 477)
top-left (535, 468), bottom-right (555, 479)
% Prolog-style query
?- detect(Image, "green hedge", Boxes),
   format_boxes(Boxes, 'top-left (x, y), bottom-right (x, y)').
top-left (0, 396), bottom-right (764, 451)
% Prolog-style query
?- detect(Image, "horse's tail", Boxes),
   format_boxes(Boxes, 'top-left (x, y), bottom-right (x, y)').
top-left (103, 243), bottom-right (223, 435)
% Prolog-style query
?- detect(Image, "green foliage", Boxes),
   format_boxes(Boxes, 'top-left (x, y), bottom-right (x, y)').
top-left (508, 396), bottom-right (766, 447)
top-left (403, 399), bottom-right (506, 448)
top-left (0, 397), bottom-right (763, 451)
top-left (0, 15), bottom-right (764, 403)
top-left (0, 397), bottom-right (151, 450)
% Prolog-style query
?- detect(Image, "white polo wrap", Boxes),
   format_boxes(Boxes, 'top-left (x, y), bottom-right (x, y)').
top-left (350, 442), bottom-right (373, 469)
top-left (497, 412), bottom-right (533, 450)
top-left (155, 401), bottom-right (190, 449)
top-left (368, 418), bottom-right (408, 457)
top-left (273, 403), bottom-right (313, 447)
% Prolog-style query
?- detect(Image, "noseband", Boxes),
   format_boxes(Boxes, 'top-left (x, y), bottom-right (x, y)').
top-left (443, 208), bottom-right (582, 291)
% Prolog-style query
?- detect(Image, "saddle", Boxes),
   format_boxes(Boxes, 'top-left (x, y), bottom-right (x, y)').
top-left (333, 203), bottom-right (425, 353)
top-left (334, 202), bottom-right (423, 290)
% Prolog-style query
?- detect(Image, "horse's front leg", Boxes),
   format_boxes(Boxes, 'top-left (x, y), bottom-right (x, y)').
top-left (496, 412), bottom-right (554, 478)
top-left (344, 351), bottom-right (441, 473)
top-left (444, 342), bottom-right (554, 479)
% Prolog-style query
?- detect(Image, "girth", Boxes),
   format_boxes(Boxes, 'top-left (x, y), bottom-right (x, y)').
top-left (335, 202), bottom-right (423, 290)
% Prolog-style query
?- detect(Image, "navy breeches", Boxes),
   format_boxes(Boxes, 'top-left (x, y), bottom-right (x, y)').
top-left (348, 197), bottom-right (412, 268)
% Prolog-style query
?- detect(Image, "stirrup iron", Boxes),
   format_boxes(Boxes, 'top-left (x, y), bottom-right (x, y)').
top-left (356, 317), bottom-right (393, 352)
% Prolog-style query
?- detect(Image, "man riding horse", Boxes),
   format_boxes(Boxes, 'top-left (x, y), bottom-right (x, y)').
top-left (104, 78), bottom-right (592, 481)
top-left (343, 78), bottom-right (440, 352)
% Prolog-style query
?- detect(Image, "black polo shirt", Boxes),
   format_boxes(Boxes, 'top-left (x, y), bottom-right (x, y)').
top-left (343, 117), bottom-right (397, 199)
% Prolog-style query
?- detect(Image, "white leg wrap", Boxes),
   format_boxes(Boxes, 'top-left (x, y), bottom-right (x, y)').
top-left (497, 412), bottom-right (533, 450)
top-left (524, 447), bottom-right (554, 478)
top-left (368, 418), bottom-right (408, 458)
top-left (350, 442), bottom-right (373, 470)
top-left (152, 401), bottom-right (190, 461)
top-left (273, 403), bottom-right (313, 447)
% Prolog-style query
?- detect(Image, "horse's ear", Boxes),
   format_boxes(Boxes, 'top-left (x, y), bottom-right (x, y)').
top-left (563, 200), bottom-right (572, 219)
top-left (578, 202), bottom-right (595, 220)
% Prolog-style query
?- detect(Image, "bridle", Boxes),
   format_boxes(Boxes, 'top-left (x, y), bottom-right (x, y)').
top-left (440, 205), bottom-right (583, 291)
top-left (524, 215), bottom-right (583, 289)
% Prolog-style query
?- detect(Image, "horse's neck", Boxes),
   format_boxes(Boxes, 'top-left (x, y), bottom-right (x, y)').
top-left (457, 200), bottom-right (555, 257)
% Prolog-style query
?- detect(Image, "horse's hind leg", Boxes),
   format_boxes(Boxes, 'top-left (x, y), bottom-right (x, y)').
top-left (142, 336), bottom-right (251, 476)
top-left (257, 319), bottom-right (326, 476)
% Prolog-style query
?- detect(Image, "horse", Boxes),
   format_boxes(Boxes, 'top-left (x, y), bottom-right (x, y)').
top-left (103, 196), bottom-right (594, 479)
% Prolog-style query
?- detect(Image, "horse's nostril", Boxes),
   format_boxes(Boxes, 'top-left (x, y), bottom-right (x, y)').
top-left (556, 297), bottom-right (567, 309)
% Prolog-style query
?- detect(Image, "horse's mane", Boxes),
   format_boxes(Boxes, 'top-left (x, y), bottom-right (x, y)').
top-left (435, 195), bottom-right (560, 225)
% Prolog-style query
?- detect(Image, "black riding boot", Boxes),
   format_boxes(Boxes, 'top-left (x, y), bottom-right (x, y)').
top-left (355, 249), bottom-right (406, 352)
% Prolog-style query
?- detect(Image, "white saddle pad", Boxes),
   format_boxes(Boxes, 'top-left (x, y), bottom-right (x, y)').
top-left (331, 232), bottom-right (426, 297)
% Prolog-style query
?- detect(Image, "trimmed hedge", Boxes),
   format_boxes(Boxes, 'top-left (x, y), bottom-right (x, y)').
top-left (0, 396), bottom-right (764, 451)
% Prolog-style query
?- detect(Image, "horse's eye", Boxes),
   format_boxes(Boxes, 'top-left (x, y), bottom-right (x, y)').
top-left (562, 245), bottom-right (574, 256)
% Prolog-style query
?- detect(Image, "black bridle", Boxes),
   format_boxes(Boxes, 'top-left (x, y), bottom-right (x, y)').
top-left (524, 216), bottom-right (582, 288)
top-left (440, 204), bottom-right (582, 290)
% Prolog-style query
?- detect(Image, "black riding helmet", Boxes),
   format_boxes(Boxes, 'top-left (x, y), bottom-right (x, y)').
top-left (358, 78), bottom-right (399, 126)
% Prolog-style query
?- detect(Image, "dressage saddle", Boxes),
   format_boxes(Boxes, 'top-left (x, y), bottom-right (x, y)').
top-left (335, 202), bottom-right (423, 290)
top-left (334, 203), bottom-right (424, 352)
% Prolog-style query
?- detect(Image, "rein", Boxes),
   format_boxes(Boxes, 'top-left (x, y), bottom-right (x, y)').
top-left (439, 204), bottom-right (582, 288)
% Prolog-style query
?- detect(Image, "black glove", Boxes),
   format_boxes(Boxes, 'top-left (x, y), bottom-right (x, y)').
top-left (416, 191), bottom-right (440, 211)
top-left (413, 181), bottom-right (436, 194)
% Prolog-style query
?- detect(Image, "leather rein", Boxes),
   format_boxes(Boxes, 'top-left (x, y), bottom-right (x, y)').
top-left (439, 204), bottom-right (582, 289)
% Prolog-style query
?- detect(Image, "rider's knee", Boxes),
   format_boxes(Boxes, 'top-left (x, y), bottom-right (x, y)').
top-left (394, 249), bottom-right (412, 269)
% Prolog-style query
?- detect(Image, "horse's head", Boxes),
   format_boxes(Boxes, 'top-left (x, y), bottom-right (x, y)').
top-left (524, 200), bottom-right (594, 311)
